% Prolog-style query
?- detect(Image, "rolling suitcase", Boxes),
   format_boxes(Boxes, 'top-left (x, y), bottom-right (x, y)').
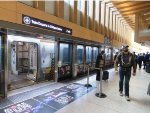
top-left (102, 71), bottom-right (109, 81)
top-left (147, 82), bottom-right (150, 96)
top-left (146, 63), bottom-right (150, 73)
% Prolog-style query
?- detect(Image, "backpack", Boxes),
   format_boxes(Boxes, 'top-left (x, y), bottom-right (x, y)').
top-left (118, 52), bottom-right (133, 68)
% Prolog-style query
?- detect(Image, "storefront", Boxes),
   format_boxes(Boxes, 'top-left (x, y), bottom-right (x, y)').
top-left (0, 14), bottom-right (103, 98)
top-left (6, 30), bottom-right (56, 90)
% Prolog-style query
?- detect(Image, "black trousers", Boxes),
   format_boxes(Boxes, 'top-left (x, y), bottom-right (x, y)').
top-left (138, 62), bottom-right (142, 69)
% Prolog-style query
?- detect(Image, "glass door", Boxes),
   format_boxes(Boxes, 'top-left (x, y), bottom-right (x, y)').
top-left (92, 47), bottom-right (98, 69)
top-left (59, 43), bottom-right (72, 78)
top-left (85, 46), bottom-right (92, 72)
top-left (0, 33), bottom-right (5, 98)
top-left (40, 40), bottom-right (55, 81)
top-left (76, 45), bottom-right (84, 75)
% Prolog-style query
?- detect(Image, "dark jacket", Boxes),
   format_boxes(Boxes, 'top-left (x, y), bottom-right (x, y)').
top-left (137, 55), bottom-right (144, 63)
top-left (95, 54), bottom-right (104, 81)
top-left (114, 52), bottom-right (136, 73)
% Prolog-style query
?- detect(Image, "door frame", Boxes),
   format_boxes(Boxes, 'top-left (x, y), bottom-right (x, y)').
top-left (6, 34), bottom-right (41, 90)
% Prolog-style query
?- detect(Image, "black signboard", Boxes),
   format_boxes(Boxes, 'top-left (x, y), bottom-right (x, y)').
top-left (22, 15), bottom-right (72, 35)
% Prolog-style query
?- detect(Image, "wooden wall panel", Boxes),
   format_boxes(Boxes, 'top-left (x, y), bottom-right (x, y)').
top-left (0, 1), bottom-right (104, 44)
top-left (0, 1), bottom-right (17, 11)
top-left (0, 8), bottom-right (17, 22)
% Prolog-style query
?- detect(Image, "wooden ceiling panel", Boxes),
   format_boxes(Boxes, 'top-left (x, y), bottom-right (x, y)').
top-left (112, 1), bottom-right (150, 29)
top-left (113, 1), bottom-right (146, 9)
top-left (118, 3), bottom-right (150, 13)
top-left (143, 14), bottom-right (150, 19)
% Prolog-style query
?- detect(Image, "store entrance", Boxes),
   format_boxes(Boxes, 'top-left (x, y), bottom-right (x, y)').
top-left (8, 36), bottom-right (38, 90)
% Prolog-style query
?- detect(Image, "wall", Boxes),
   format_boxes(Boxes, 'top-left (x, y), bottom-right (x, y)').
top-left (0, 1), bottom-right (104, 44)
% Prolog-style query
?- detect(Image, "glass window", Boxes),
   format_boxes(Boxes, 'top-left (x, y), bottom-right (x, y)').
top-left (41, 40), bottom-right (55, 68)
top-left (64, 0), bottom-right (70, 21)
top-left (0, 34), bottom-right (4, 97)
top-left (93, 47), bottom-right (98, 62)
top-left (101, 2), bottom-right (105, 33)
top-left (95, 0), bottom-right (99, 23)
top-left (19, 1), bottom-right (33, 7)
top-left (105, 48), bottom-right (111, 60)
top-left (105, 7), bottom-right (109, 30)
top-left (45, 1), bottom-right (55, 15)
top-left (77, 45), bottom-right (84, 64)
top-left (59, 43), bottom-right (71, 64)
top-left (77, 0), bottom-right (81, 25)
top-left (86, 46), bottom-right (92, 63)
top-left (87, 0), bottom-right (90, 28)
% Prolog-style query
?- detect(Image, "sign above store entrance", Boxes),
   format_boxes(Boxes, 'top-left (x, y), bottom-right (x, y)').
top-left (22, 15), bottom-right (72, 35)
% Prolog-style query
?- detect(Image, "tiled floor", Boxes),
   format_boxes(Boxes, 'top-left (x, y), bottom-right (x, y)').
top-left (56, 68), bottom-right (150, 113)
top-left (0, 68), bottom-right (150, 113)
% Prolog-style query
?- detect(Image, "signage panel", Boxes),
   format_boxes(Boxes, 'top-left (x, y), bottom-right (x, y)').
top-left (22, 15), bottom-right (72, 35)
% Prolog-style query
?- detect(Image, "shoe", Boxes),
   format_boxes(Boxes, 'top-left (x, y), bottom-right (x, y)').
top-left (125, 96), bottom-right (130, 101)
top-left (120, 92), bottom-right (123, 96)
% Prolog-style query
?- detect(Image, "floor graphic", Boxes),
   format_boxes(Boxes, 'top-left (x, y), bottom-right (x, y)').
top-left (0, 83), bottom-right (95, 113)
top-left (1, 99), bottom-right (56, 113)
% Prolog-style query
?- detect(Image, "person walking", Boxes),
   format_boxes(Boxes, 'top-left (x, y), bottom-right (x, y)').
top-left (114, 52), bottom-right (119, 61)
top-left (114, 45), bottom-right (136, 101)
top-left (143, 53), bottom-right (146, 69)
top-left (137, 53), bottom-right (144, 70)
top-left (133, 52), bottom-right (138, 69)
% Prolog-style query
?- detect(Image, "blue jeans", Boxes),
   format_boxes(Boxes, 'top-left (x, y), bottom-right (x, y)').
top-left (119, 67), bottom-right (131, 96)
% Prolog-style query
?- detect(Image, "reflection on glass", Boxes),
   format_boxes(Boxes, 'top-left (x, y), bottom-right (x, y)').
top-left (93, 47), bottom-right (98, 62)
top-left (105, 48), bottom-right (111, 60)
top-left (86, 46), bottom-right (92, 63)
top-left (41, 41), bottom-right (55, 68)
top-left (77, 45), bottom-right (84, 64)
top-left (0, 37), bottom-right (1, 70)
top-left (59, 43), bottom-right (70, 64)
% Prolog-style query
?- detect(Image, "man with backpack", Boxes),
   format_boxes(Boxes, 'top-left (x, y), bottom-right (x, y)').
top-left (114, 45), bottom-right (136, 101)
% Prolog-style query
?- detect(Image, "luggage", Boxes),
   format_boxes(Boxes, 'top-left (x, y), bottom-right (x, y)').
top-left (147, 82), bottom-right (150, 96)
top-left (146, 63), bottom-right (150, 73)
top-left (102, 71), bottom-right (109, 81)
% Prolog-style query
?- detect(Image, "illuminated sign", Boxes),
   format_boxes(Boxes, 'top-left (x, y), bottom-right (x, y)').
top-left (22, 15), bottom-right (72, 35)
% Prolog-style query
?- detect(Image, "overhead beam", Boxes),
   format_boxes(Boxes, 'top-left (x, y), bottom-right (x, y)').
top-left (119, 3), bottom-right (150, 13)
top-left (121, 7), bottom-right (150, 15)
top-left (114, 1), bottom-right (146, 9)
top-left (112, 1), bottom-right (132, 6)
top-left (143, 14), bottom-right (150, 19)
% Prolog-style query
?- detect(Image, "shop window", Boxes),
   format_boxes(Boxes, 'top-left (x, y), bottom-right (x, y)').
top-left (105, 48), bottom-right (111, 60)
top-left (59, 43), bottom-right (71, 64)
top-left (86, 46), bottom-right (92, 63)
top-left (93, 47), bottom-right (98, 62)
top-left (77, 45), bottom-right (84, 64)
top-left (41, 41), bottom-right (55, 68)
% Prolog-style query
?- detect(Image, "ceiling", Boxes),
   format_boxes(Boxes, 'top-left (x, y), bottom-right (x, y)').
top-left (111, 0), bottom-right (150, 29)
